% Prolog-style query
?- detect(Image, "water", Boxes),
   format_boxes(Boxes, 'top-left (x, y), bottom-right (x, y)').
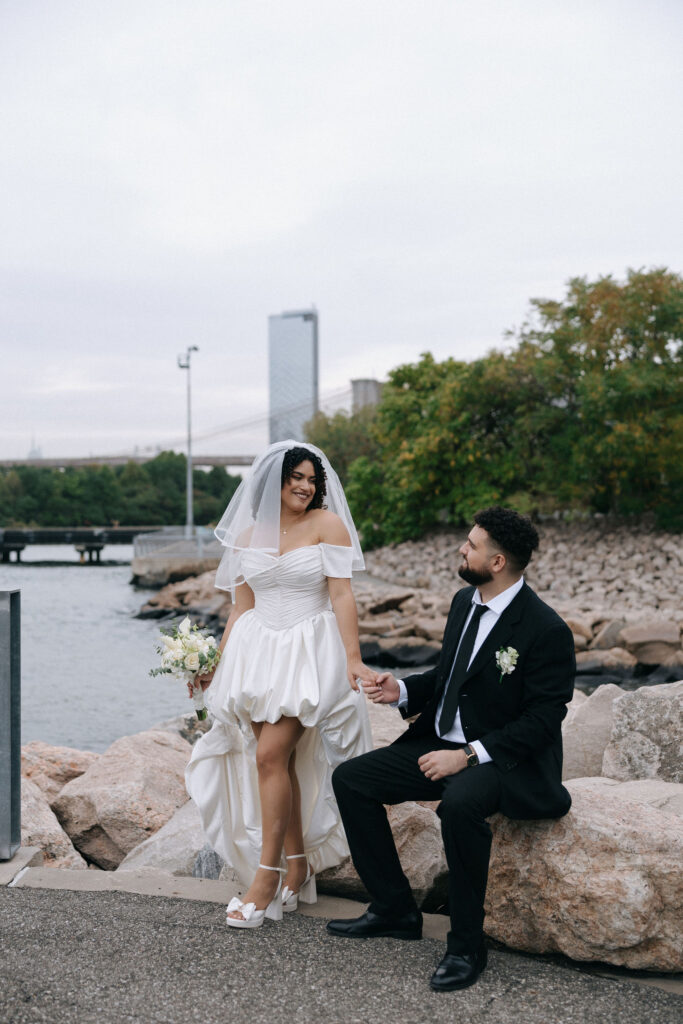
top-left (0, 545), bottom-right (195, 752)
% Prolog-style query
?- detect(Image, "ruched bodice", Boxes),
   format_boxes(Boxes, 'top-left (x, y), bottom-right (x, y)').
top-left (185, 541), bottom-right (372, 886)
top-left (242, 546), bottom-right (332, 630)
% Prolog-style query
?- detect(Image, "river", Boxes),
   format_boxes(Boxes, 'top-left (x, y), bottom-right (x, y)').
top-left (0, 545), bottom-right (194, 753)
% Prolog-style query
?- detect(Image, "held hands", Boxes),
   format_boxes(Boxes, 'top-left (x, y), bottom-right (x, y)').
top-left (418, 748), bottom-right (468, 781)
top-left (361, 671), bottom-right (401, 704)
top-left (347, 659), bottom-right (378, 693)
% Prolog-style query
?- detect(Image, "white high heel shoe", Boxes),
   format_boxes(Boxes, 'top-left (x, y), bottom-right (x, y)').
top-left (282, 853), bottom-right (317, 913)
top-left (226, 864), bottom-right (283, 929)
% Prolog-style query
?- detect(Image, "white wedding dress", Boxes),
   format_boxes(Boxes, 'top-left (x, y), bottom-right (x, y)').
top-left (185, 543), bottom-right (373, 885)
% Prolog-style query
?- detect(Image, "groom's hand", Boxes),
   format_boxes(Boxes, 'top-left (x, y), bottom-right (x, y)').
top-left (361, 672), bottom-right (400, 704)
top-left (418, 749), bottom-right (467, 781)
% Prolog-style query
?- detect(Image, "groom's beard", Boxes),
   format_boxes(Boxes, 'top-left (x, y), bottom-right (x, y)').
top-left (458, 563), bottom-right (493, 587)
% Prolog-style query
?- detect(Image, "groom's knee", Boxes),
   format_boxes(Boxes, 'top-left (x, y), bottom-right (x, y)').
top-left (332, 754), bottom-right (363, 796)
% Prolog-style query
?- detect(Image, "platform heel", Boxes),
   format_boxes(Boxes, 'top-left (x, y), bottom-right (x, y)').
top-left (282, 853), bottom-right (317, 912)
top-left (226, 864), bottom-right (283, 928)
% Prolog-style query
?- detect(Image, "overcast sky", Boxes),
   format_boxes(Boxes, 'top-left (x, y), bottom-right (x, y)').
top-left (1, 0), bottom-right (681, 460)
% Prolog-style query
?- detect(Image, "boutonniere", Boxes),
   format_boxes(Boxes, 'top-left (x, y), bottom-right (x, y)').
top-left (496, 646), bottom-right (518, 683)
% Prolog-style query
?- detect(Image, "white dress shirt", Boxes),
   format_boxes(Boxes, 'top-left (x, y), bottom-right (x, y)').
top-left (395, 576), bottom-right (525, 764)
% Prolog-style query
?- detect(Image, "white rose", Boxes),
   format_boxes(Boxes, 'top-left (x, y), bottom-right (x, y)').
top-left (184, 651), bottom-right (200, 672)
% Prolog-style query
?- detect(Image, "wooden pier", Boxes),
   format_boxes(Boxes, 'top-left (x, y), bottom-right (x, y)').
top-left (0, 527), bottom-right (162, 563)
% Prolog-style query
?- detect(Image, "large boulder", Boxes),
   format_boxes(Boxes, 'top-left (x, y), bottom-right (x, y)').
top-left (561, 683), bottom-right (623, 780)
top-left (365, 700), bottom-right (407, 749)
top-left (318, 801), bottom-right (447, 908)
top-left (575, 647), bottom-right (637, 671)
top-left (618, 620), bottom-right (681, 665)
top-left (570, 776), bottom-right (683, 818)
top-left (485, 778), bottom-right (683, 971)
top-left (590, 619), bottom-right (627, 650)
top-left (116, 799), bottom-right (205, 875)
top-left (602, 681), bottom-right (683, 783)
top-left (21, 778), bottom-right (87, 869)
top-left (21, 741), bottom-right (100, 803)
top-left (51, 729), bottom-right (191, 869)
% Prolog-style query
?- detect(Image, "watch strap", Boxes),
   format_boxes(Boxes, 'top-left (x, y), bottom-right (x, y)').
top-left (463, 743), bottom-right (479, 768)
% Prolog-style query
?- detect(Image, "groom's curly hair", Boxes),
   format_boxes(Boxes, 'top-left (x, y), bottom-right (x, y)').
top-left (282, 447), bottom-right (327, 510)
top-left (473, 506), bottom-right (539, 572)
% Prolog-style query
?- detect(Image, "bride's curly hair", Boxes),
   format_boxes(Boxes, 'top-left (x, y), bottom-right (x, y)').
top-left (282, 446), bottom-right (327, 510)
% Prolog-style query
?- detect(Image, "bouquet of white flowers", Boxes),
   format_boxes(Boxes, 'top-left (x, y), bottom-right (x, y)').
top-left (150, 616), bottom-right (222, 720)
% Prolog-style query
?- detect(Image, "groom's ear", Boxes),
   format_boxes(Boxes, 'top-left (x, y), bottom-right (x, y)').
top-left (490, 550), bottom-right (507, 574)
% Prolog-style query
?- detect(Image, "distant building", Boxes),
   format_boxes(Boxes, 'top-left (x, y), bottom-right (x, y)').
top-left (268, 309), bottom-right (319, 443)
top-left (27, 436), bottom-right (43, 460)
top-left (351, 378), bottom-right (383, 412)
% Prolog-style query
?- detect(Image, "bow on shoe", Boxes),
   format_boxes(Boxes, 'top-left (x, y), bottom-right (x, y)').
top-left (226, 897), bottom-right (256, 921)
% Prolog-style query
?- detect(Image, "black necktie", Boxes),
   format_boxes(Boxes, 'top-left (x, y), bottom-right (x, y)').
top-left (438, 603), bottom-right (489, 735)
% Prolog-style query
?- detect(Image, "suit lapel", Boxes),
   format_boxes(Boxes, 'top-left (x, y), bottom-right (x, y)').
top-left (461, 582), bottom-right (530, 685)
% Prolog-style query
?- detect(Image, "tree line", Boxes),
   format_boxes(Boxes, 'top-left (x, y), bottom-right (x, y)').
top-left (0, 452), bottom-right (241, 528)
top-left (306, 268), bottom-right (683, 545)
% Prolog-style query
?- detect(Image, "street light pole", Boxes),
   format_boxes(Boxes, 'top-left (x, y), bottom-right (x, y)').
top-left (177, 346), bottom-right (199, 539)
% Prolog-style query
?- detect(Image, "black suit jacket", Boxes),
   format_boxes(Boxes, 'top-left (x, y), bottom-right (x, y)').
top-left (397, 582), bottom-right (575, 820)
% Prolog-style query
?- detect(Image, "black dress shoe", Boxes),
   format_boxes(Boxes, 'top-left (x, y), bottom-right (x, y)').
top-left (429, 945), bottom-right (488, 991)
top-left (326, 909), bottom-right (423, 940)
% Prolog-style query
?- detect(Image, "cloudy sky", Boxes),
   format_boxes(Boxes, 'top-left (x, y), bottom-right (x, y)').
top-left (1, 0), bottom-right (681, 460)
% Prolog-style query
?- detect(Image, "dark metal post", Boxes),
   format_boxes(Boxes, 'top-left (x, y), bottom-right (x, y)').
top-left (0, 590), bottom-right (21, 860)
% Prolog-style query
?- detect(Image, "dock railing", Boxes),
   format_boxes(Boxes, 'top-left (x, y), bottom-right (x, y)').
top-left (132, 526), bottom-right (222, 562)
top-left (0, 590), bottom-right (21, 860)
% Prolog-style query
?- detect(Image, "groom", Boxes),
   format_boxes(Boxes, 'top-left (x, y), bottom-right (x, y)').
top-left (327, 507), bottom-right (575, 991)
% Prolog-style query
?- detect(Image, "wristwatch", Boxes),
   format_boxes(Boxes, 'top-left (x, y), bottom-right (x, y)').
top-left (463, 744), bottom-right (479, 768)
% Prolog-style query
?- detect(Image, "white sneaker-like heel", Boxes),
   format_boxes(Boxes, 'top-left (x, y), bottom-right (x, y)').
top-left (282, 853), bottom-right (317, 912)
top-left (226, 864), bottom-right (283, 929)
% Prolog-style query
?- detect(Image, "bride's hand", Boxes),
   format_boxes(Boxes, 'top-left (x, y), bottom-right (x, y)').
top-left (186, 672), bottom-right (215, 698)
top-left (347, 659), bottom-right (377, 693)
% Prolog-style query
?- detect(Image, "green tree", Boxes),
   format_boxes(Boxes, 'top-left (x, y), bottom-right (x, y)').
top-left (346, 268), bottom-right (683, 545)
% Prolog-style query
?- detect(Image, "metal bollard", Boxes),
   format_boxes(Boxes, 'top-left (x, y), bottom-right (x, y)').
top-left (0, 590), bottom-right (21, 860)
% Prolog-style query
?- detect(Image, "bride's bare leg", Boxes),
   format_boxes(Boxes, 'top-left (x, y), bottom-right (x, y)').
top-left (283, 750), bottom-right (309, 891)
top-left (227, 716), bottom-right (304, 919)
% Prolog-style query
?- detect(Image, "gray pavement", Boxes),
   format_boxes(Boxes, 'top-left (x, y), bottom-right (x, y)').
top-left (1, 885), bottom-right (681, 1024)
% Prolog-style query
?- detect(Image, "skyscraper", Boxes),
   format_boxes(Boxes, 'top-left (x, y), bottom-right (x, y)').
top-left (268, 309), bottom-right (319, 443)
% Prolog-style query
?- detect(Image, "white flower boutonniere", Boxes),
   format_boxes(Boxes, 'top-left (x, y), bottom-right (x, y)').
top-left (496, 646), bottom-right (519, 683)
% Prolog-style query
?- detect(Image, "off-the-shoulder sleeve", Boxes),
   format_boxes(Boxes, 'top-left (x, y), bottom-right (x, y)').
top-left (320, 543), bottom-right (354, 578)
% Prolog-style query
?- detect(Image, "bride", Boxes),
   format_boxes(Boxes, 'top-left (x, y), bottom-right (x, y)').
top-left (185, 441), bottom-right (375, 927)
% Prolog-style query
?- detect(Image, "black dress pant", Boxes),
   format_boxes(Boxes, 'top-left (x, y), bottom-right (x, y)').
top-left (332, 734), bottom-right (501, 954)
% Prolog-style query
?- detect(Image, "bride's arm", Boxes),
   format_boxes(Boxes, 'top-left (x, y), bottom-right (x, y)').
top-left (327, 576), bottom-right (377, 692)
top-left (192, 582), bottom-right (255, 692)
top-left (318, 511), bottom-right (377, 691)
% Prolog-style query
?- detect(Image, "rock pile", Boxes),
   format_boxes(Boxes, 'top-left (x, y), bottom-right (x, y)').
top-left (20, 678), bottom-right (682, 970)
top-left (363, 518), bottom-right (683, 614)
top-left (136, 522), bottom-right (683, 686)
top-left (137, 573), bottom-right (231, 627)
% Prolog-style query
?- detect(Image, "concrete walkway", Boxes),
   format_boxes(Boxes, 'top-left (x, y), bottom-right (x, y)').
top-left (2, 850), bottom-right (681, 1024)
